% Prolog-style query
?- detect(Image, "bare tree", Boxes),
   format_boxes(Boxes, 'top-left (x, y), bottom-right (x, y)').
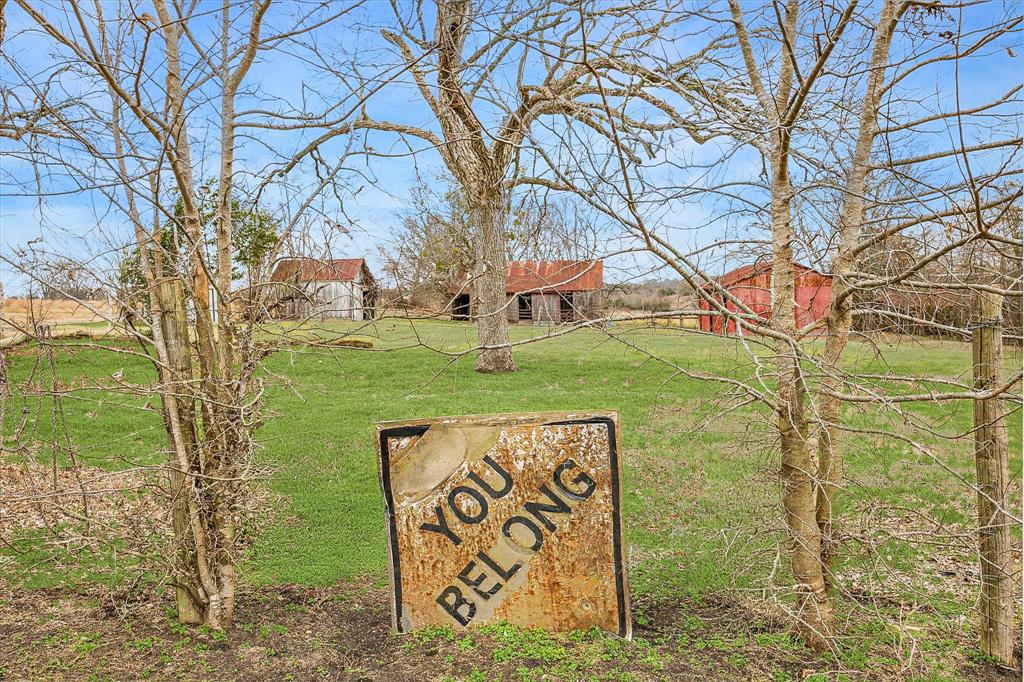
top-left (281, 0), bottom-right (707, 371)
top-left (548, 0), bottom-right (1022, 649)
top-left (382, 173), bottom-right (607, 310)
top-left (2, 0), bottom-right (360, 628)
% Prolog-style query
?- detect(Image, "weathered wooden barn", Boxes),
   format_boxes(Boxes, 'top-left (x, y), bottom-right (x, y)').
top-left (450, 260), bottom-right (604, 324)
top-left (698, 261), bottom-right (832, 335)
top-left (269, 258), bottom-right (377, 321)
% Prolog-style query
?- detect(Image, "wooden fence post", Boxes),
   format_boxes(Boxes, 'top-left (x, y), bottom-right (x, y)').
top-left (971, 290), bottom-right (1014, 665)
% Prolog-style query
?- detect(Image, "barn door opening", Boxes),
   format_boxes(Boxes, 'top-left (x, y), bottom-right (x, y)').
top-left (517, 294), bottom-right (532, 322)
top-left (363, 286), bottom-right (377, 320)
top-left (452, 294), bottom-right (471, 321)
top-left (559, 293), bottom-right (574, 322)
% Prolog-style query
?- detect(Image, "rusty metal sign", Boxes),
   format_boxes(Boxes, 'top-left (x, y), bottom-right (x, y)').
top-left (376, 412), bottom-right (630, 637)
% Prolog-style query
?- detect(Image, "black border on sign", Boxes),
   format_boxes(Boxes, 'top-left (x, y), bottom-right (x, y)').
top-left (378, 416), bottom-right (628, 637)
top-left (378, 424), bottom-right (430, 632)
top-left (545, 417), bottom-right (627, 638)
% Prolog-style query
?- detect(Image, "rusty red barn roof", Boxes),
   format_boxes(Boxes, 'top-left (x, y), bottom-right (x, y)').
top-left (506, 260), bottom-right (603, 293)
top-left (707, 260), bottom-right (831, 289)
top-left (448, 260), bottom-right (604, 294)
top-left (270, 258), bottom-right (369, 283)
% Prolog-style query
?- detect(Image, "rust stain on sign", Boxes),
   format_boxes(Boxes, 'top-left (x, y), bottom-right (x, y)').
top-left (376, 412), bottom-right (630, 638)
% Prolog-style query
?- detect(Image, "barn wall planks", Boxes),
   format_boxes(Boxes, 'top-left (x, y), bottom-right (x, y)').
top-left (698, 262), bottom-right (832, 335)
top-left (531, 293), bottom-right (560, 324)
top-left (273, 280), bottom-right (366, 320)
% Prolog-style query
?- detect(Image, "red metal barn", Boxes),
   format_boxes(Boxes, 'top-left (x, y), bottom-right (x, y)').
top-left (698, 261), bottom-right (832, 335)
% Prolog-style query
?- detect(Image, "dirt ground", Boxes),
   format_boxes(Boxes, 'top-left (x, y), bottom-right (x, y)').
top-left (1, 580), bottom-right (1018, 682)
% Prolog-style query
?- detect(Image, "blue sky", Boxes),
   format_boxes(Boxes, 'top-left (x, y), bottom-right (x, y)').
top-left (1, 1), bottom-right (1020, 294)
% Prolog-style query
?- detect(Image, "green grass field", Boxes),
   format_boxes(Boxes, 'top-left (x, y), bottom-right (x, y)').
top-left (2, 319), bottom-right (1021, 676)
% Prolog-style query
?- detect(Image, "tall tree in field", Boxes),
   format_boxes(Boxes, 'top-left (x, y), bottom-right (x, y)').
top-left (289, 0), bottom-right (705, 372)
top-left (383, 174), bottom-right (607, 309)
top-left (552, 0), bottom-right (1022, 649)
top-left (3, 0), bottom-right (360, 628)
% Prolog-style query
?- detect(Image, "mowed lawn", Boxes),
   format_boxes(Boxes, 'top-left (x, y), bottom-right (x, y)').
top-left (3, 319), bottom-right (1021, 617)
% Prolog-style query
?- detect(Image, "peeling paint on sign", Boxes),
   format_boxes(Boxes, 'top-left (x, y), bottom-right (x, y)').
top-left (376, 412), bottom-right (630, 638)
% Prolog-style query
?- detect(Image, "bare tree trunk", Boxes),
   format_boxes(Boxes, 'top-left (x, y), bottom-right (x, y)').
top-left (814, 0), bottom-right (903, 589)
top-left (764, 0), bottom-right (832, 649)
top-left (472, 192), bottom-right (517, 373)
top-left (729, 0), bottom-right (833, 640)
top-left (778, 389), bottom-right (832, 648)
top-left (154, 278), bottom-right (204, 624)
top-left (771, 172), bottom-right (833, 649)
top-left (93, 12), bottom-right (214, 624)
top-left (813, 326), bottom-right (846, 586)
top-left (152, 275), bottom-right (230, 630)
top-left (972, 291), bottom-right (1014, 665)
top-left (216, 70), bottom-right (236, 352)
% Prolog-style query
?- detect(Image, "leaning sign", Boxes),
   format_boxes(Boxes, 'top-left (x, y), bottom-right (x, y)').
top-left (376, 412), bottom-right (630, 638)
